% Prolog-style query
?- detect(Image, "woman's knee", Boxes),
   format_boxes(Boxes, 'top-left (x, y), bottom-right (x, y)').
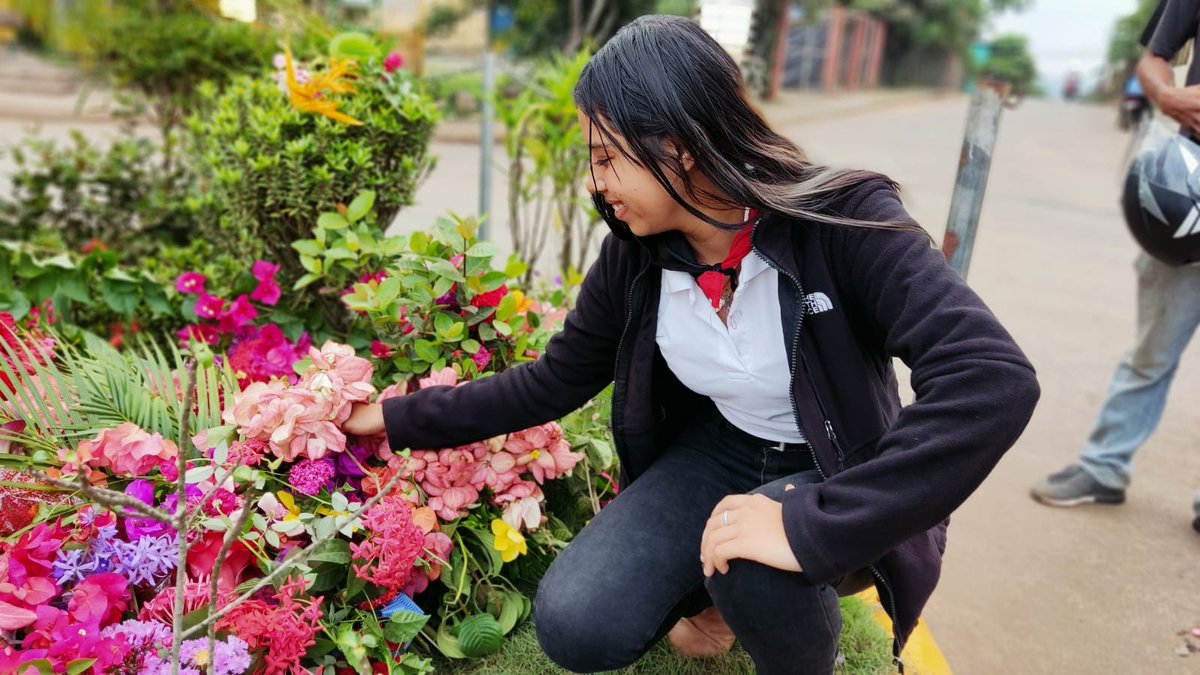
top-left (533, 577), bottom-right (647, 673)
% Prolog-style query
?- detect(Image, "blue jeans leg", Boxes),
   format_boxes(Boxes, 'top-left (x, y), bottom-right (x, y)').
top-left (1079, 254), bottom-right (1200, 489)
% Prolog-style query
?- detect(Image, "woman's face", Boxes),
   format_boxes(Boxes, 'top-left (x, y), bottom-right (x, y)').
top-left (579, 111), bottom-right (691, 238)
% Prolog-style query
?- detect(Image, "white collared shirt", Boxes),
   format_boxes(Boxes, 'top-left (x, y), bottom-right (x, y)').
top-left (655, 254), bottom-right (806, 443)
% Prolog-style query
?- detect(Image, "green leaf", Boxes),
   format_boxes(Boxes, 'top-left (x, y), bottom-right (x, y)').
top-left (429, 259), bottom-right (464, 282)
top-left (100, 278), bottom-right (140, 315)
top-left (377, 276), bottom-right (402, 306)
top-left (409, 231), bottom-right (430, 254)
top-left (22, 658), bottom-right (54, 675)
top-left (66, 659), bottom-right (97, 675)
top-left (324, 247), bottom-right (356, 261)
top-left (293, 273), bottom-right (320, 291)
top-left (185, 466), bottom-right (215, 484)
top-left (461, 339), bottom-right (482, 354)
top-left (413, 340), bottom-right (440, 363)
top-left (494, 293), bottom-right (517, 323)
top-left (309, 539), bottom-right (352, 565)
top-left (318, 212), bottom-right (350, 230)
top-left (346, 190), bottom-right (377, 222)
top-left (492, 320), bottom-right (512, 337)
top-left (293, 240), bottom-right (324, 256)
top-left (588, 438), bottom-right (614, 469)
top-left (504, 256), bottom-right (529, 279)
top-left (383, 610), bottom-right (429, 645)
top-left (466, 241), bottom-right (500, 259)
top-left (496, 590), bottom-right (529, 634)
top-left (435, 621), bottom-right (467, 659)
top-left (442, 322), bottom-right (464, 341)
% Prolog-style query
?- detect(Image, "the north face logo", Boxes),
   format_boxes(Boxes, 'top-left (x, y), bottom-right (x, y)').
top-left (804, 292), bottom-right (833, 314)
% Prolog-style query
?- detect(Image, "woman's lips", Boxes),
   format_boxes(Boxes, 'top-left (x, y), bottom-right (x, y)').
top-left (610, 201), bottom-right (627, 218)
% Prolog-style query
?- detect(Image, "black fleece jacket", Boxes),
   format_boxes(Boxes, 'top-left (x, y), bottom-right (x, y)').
top-left (383, 179), bottom-right (1040, 651)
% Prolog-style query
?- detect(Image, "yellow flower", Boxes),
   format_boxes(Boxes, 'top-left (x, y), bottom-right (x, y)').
top-left (510, 290), bottom-right (534, 315)
top-left (491, 518), bottom-right (527, 563)
top-left (283, 44), bottom-right (363, 126)
top-left (277, 491), bottom-right (303, 525)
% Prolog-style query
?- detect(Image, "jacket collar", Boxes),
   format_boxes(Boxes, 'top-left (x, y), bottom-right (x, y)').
top-left (748, 213), bottom-right (803, 279)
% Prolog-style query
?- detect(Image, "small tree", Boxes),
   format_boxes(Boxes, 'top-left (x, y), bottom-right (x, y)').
top-left (982, 33), bottom-right (1038, 96)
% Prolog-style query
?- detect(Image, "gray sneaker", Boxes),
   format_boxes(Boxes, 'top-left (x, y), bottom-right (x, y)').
top-left (1031, 465), bottom-right (1125, 507)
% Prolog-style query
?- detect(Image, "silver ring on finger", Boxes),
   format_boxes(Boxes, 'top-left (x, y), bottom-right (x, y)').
top-left (722, 510), bottom-right (729, 527)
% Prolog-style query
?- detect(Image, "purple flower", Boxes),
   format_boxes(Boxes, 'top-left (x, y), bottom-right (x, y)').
top-left (124, 480), bottom-right (171, 540)
top-left (143, 635), bottom-right (251, 675)
top-left (112, 534), bottom-right (179, 586)
top-left (52, 547), bottom-right (98, 586)
top-left (102, 619), bottom-right (173, 669)
top-left (434, 288), bottom-right (460, 311)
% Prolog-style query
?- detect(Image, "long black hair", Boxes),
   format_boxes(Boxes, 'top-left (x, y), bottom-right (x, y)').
top-left (575, 15), bottom-right (922, 234)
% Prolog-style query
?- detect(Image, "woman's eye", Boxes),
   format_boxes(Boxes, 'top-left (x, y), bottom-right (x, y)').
top-left (592, 157), bottom-right (611, 168)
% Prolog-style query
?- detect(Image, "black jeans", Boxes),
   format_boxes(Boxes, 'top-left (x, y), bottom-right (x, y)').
top-left (534, 412), bottom-right (841, 674)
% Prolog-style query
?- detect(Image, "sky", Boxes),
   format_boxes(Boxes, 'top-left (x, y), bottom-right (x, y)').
top-left (988, 0), bottom-right (1143, 93)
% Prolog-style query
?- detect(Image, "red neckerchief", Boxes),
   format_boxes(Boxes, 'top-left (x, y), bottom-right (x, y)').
top-left (696, 209), bottom-right (759, 310)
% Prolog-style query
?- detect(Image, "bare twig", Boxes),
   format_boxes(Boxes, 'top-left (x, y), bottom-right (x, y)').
top-left (171, 358), bottom-right (198, 673)
top-left (37, 471), bottom-right (175, 524)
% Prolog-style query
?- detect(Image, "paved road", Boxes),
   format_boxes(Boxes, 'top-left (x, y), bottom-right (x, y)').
top-left (789, 96), bottom-right (1200, 674)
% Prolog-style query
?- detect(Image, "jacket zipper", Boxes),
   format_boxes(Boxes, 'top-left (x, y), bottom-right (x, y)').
top-left (752, 240), bottom-right (901, 663)
top-left (751, 247), bottom-right (825, 480)
top-left (871, 566), bottom-right (904, 673)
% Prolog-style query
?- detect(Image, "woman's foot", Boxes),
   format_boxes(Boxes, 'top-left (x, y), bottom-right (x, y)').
top-left (667, 607), bottom-right (736, 658)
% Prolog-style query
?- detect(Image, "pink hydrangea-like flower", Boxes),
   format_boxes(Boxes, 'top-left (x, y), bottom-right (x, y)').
top-left (384, 51), bottom-right (404, 73)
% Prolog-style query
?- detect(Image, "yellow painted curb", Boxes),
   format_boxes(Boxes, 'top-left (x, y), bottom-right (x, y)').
top-left (854, 589), bottom-right (952, 674)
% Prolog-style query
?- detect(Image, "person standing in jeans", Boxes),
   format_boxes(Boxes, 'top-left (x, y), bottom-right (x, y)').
top-left (1032, 0), bottom-right (1200, 532)
top-left (346, 16), bottom-right (1040, 674)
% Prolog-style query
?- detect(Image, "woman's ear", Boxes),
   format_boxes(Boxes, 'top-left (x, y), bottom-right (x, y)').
top-left (670, 141), bottom-right (694, 172)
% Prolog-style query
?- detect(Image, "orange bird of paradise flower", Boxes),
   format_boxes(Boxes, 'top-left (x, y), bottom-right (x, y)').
top-left (283, 44), bottom-right (363, 126)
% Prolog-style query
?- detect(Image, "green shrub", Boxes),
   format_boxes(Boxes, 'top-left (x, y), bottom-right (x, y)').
top-left (0, 131), bottom-right (202, 259)
top-left (185, 47), bottom-right (440, 278)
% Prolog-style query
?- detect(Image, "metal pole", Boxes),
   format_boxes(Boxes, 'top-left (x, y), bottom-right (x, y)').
top-left (942, 79), bottom-right (1011, 280)
top-left (478, 3), bottom-right (495, 240)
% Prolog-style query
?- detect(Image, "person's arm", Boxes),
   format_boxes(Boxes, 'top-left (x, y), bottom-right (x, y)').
top-left (779, 186), bottom-right (1040, 584)
top-left (1137, 50), bottom-right (1200, 133)
top-left (344, 235), bottom-right (626, 447)
top-left (1137, 0), bottom-right (1200, 132)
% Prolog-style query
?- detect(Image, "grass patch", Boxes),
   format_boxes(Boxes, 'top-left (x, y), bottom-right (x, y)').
top-left (435, 596), bottom-right (894, 674)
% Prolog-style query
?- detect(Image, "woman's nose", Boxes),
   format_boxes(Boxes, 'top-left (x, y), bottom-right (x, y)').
top-left (587, 174), bottom-right (606, 194)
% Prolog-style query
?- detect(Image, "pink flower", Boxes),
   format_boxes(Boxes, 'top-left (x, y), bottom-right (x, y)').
top-left (226, 324), bottom-right (310, 385)
top-left (67, 573), bottom-right (129, 627)
top-left (176, 323), bottom-right (219, 347)
top-left (219, 294), bottom-right (258, 332)
top-left (175, 272), bottom-right (206, 295)
top-left (471, 345), bottom-right (491, 370)
top-left (383, 51), bottom-right (404, 73)
top-left (370, 340), bottom-right (393, 359)
top-left (500, 494), bottom-right (543, 532)
top-left (419, 366), bottom-right (458, 389)
top-left (195, 293), bottom-right (225, 320)
top-left (505, 422), bottom-right (583, 484)
top-left (289, 458), bottom-right (335, 496)
top-left (350, 496), bottom-right (425, 593)
top-left (71, 423), bottom-right (179, 477)
top-left (251, 260), bottom-right (281, 306)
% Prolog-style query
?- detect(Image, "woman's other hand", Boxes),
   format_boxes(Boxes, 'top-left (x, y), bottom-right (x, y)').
top-left (343, 402), bottom-right (385, 436)
top-left (700, 486), bottom-right (802, 576)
